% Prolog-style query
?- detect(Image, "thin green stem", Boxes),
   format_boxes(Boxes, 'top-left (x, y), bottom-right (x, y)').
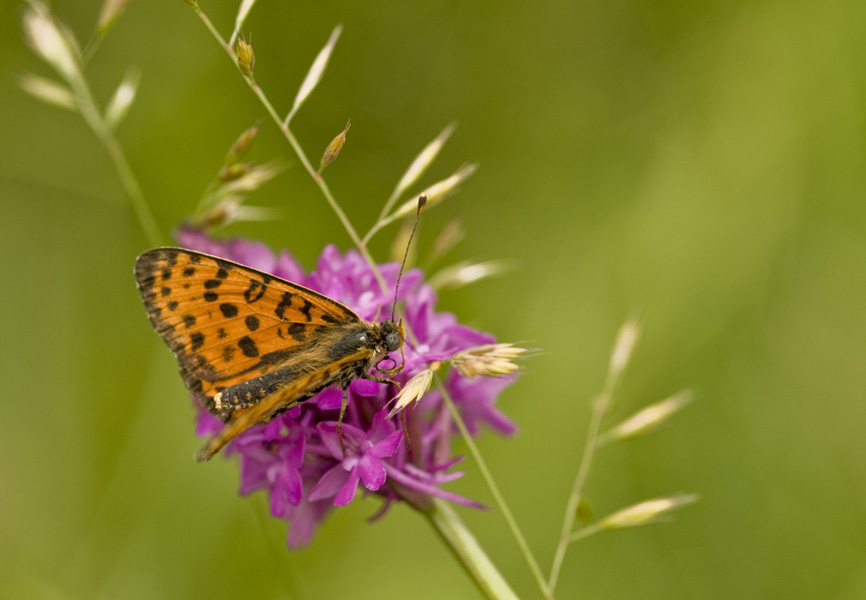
top-left (566, 523), bottom-right (600, 544)
top-left (375, 187), bottom-right (402, 230)
top-left (81, 34), bottom-right (104, 65)
top-left (547, 371), bottom-right (619, 593)
top-left (362, 211), bottom-right (398, 246)
top-left (195, 7), bottom-right (233, 55)
top-left (436, 377), bottom-right (552, 599)
top-left (65, 62), bottom-right (162, 246)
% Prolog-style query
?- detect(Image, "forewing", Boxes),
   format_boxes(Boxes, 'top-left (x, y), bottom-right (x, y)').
top-left (134, 247), bottom-right (359, 410)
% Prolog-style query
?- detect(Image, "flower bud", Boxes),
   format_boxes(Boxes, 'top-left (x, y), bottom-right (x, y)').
top-left (388, 369), bottom-right (434, 418)
top-left (429, 260), bottom-right (509, 291)
top-left (609, 318), bottom-right (640, 380)
top-left (22, 3), bottom-right (79, 81)
top-left (392, 122), bottom-right (456, 199)
top-left (430, 218), bottom-right (465, 262)
top-left (218, 163), bottom-right (250, 183)
top-left (19, 73), bottom-right (75, 111)
top-left (237, 37), bottom-right (255, 79)
top-left (392, 164), bottom-right (477, 219)
top-left (598, 494), bottom-right (698, 530)
top-left (601, 390), bottom-right (693, 443)
top-left (97, 0), bottom-right (130, 34)
top-left (104, 69), bottom-right (140, 131)
top-left (226, 122), bottom-right (260, 163)
top-left (451, 343), bottom-right (527, 379)
top-left (320, 120), bottom-right (351, 171)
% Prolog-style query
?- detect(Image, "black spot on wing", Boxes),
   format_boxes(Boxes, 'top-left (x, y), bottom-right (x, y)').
top-left (167, 300), bottom-right (179, 311)
top-left (245, 315), bottom-right (260, 331)
top-left (288, 322), bottom-right (306, 341)
top-left (161, 287), bottom-right (171, 297)
top-left (183, 267), bottom-right (196, 276)
top-left (204, 279), bottom-right (222, 289)
top-left (183, 314), bottom-right (196, 328)
top-left (217, 328), bottom-right (228, 339)
top-left (190, 332), bottom-right (205, 351)
top-left (238, 336), bottom-right (259, 357)
top-left (220, 303), bottom-right (238, 318)
top-left (244, 279), bottom-right (268, 303)
top-left (299, 298), bottom-right (314, 322)
top-left (275, 292), bottom-right (294, 320)
top-left (204, 291), bottom-right (218, 302)
top-left (222, 345), bottom-right (235, 362)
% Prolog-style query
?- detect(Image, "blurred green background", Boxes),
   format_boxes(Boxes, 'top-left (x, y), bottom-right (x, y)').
top-left (2, 0), bottom-right (865, 598)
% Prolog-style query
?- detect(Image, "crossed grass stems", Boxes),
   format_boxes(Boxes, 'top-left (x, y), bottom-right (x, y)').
top-left (22, 1), bottom-right (696, 598)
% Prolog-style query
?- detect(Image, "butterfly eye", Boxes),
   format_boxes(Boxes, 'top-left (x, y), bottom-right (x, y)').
top-left (385, 332), bottom-right (401, 352)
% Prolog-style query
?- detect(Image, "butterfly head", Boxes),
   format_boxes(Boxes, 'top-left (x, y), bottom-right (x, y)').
top-left (381, 319), bottom-right (404, 353)
top-left (373, 319), bottom-right (405, 375)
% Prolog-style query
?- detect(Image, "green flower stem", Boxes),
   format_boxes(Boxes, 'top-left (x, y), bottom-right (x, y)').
top-left (375, 187), bottom-right (402, 230)
top-left (566, 523), bottom-right (600, 544)
top-left (435, 377), bottom-right (552, 599)
top-left (192, 6), bottom-right (388, 294)
top-left (65, 64), bottom-right (162, 246)
top-left (422, 498), bottom-right (519, 600)
top-left (547, 370), bottom-right (619, 593)
top-left (361, 210), bottom-right (398, 246)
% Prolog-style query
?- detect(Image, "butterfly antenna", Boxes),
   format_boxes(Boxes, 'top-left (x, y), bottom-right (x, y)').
top-left (390, 194), bottom-right (427, 321)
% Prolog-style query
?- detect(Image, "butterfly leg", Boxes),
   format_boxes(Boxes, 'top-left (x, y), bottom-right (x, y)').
top-left (337, 387), bottom-right (349, 455)
top-left (361, 374), bottom-right (402, 390)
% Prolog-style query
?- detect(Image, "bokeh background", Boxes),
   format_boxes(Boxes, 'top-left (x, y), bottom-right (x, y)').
top-left (2, 0), bottom-right (865, 598)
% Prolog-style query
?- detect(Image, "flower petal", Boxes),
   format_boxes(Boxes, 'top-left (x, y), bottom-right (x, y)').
top-left (384, 463), bottom-right (486, 510)
top-left (308, 463), bottom-right (350, 502)
top-left (317, 421), bottom-right (366, 459)
top-left (369, 430), bottom-right (403, 459)
top-left (350, 378), bottom-right (380, 397)
top-left (274, 250), bottom-right (305, 283)
top-left (195, 410), bottom-right (224, 436)
top-left (367, 410), bottom-right (396, 443)
top-left (334, 468), bottom-right (361, 506)
top-left (314, 388), bottom-right (343, 410)
top-left (358, 454), bottom-right (387, 490)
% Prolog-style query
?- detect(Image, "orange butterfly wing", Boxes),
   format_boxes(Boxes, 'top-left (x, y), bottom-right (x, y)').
top-left (134, 247), bottom-right (359, 414)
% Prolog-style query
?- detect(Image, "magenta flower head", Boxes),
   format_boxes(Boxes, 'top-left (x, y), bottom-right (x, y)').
top-left (177, 227), bottom-right (518, 548)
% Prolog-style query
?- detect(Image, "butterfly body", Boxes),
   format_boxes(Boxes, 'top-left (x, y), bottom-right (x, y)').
top-left (134, 247), bottom-right (404, 461)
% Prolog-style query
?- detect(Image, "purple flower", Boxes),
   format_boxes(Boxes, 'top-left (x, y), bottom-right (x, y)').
top-left (309, 411), bottom-right (402, 506)
top-left (176, 226), bottom-right (518, 548)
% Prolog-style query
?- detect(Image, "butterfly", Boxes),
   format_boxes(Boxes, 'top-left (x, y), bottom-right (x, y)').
top-left (134, 247), bottom-right (405, 462)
